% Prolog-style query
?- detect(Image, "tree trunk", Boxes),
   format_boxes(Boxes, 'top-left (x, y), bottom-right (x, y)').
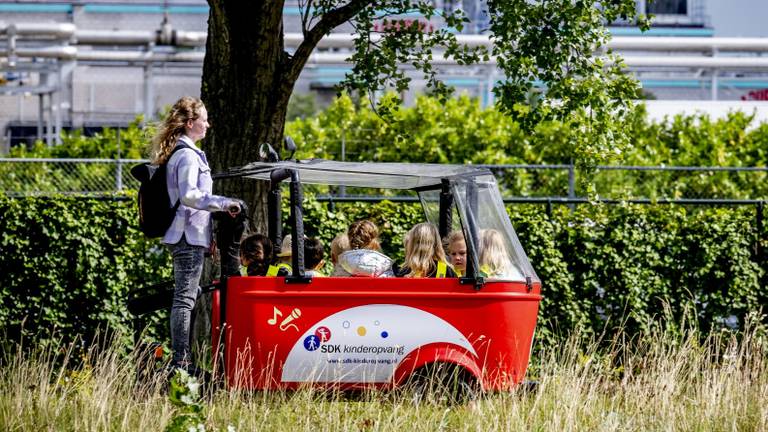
top-left (202, 0), bottom-right (295, 233)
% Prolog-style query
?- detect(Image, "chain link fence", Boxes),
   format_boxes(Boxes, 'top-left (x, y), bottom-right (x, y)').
top-left (481, 164), bottom-right (768, 201)
top-left (3, 158), bottom-right (768, 200)
top-left (0, 158), bottom-right (144, 195)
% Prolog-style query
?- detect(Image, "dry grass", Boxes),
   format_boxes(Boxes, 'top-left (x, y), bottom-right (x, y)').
top-left (2, 322), bottom-right (767, 432)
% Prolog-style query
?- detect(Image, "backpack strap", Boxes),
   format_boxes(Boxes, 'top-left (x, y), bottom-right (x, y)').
top-left (167, 142), bottom-right (192, 165)
top-left (165, 142), bottom-right (193, 211)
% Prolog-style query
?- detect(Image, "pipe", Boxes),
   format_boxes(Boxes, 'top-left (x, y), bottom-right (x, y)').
top-left (610, 37), bottom-right (768, 52)
top-left (9, 45), bottom-right (768, 71)
top-left (75, 50), bottom-right (204, 63)
top-left (74, 29), bottom-right (207, 46)
top-left (0, 46), bottom-right (77, 59)
top-left (0, 23), bottom-right (75, 39)
top-left (5, 23), bottom-right (768, 53)
top-left (74, 29), bottom-right (155, 45)
top-left (284, 33), bottom-right (768, 52)
top-left (623, 56), bottom-right (768, 69)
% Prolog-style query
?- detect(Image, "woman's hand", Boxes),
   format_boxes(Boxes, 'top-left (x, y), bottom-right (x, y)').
top-left (226, 200), bottom-right (242, 218)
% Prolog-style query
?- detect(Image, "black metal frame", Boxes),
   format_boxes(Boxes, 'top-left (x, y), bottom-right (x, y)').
top-left (268, 168), bottom-right (312, 284)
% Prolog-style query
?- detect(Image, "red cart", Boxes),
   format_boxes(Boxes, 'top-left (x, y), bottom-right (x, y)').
top-left (210, 160), bottom-right (541, 392)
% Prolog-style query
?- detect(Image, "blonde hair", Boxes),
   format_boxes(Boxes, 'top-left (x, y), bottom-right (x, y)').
top-left (330, 233), bottom-right (350, 264)
top-left (444, 230), bottom-right (465, 252)
top-left (348, 220), bottom-right (381, 251)
top-left (149, 96), bottom-right (205, 164)
top-left (403, 223), bottom-right (447, 278)
top-left (478, 229), bottom-right (514, 277)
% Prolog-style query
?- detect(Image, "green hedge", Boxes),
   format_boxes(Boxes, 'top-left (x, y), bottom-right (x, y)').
top-left (3, 195), bottom-right (763, 347)
top-left (0, 195), bottom-right (171, 344)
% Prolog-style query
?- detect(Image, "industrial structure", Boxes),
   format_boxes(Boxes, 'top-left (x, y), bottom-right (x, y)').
top-left (2, 0), bottom-right (768, 151)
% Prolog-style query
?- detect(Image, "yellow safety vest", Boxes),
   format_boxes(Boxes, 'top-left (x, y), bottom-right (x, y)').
top-left (267, 262), bottom-right (292, 276)
top-left (436, 261), bottom-right (447, 278)
top-left (240, 265), bottom-right (248, 276)
top-left (479, 264), bottom-right (492, 278)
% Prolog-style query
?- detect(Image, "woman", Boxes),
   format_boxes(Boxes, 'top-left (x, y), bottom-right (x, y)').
top-left (397, 223), bottom-right (456, 278)
top-left (151, 96), bottom-right (241, 372)
top-left (332, 220), bottom-right (394, 277)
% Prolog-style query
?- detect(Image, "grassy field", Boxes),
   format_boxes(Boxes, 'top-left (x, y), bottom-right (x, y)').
top-left (2, 323), bottom-right (767, 432)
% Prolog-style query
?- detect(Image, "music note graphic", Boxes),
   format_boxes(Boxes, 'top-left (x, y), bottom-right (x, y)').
top-left (279, 308), bottom-right (302, 332)
top-left (267, 306), bottom-right (283, 326)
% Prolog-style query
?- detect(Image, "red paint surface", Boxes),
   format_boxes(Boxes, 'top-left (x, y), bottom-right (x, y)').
top-left (212, 276), bottom-right (541, 391)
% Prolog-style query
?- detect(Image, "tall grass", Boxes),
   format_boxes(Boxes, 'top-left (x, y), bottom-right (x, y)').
top-left (2, 320), bottom-right (767, 431)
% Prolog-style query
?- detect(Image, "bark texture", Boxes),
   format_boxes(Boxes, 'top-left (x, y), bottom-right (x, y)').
top-left (201, 0), bottom-right (370, 232)
top-left (202, 0), bottom-right (291, 233)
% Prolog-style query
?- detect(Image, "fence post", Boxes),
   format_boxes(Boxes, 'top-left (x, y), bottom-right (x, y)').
top-left (568, 159), bottom-right (576, 211)
top-left (339, 127), bottom-right (346, 197)
top-left (115, 128), bottom-right (123, 192)
top-left (757, 201), bottom-right (764, 263)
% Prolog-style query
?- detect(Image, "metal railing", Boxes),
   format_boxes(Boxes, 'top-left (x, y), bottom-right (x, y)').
top-left (2, 158), bottom-right (768, 201)
top-left (0, 157), bottom-right (146, 195)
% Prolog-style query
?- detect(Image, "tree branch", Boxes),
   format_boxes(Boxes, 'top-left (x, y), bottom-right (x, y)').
top-left (300, 0), bottom-right (313, 37)
top-left (285, 0), bottom-right (372, 83)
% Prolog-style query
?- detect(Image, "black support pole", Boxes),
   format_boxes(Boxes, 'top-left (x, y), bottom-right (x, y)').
top-left (438, 179), bottom-right (453, 238)
top-left (287, 170), bottom-right (311, 284)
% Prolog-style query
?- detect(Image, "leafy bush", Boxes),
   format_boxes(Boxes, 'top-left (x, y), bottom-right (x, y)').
top-left (0, 194), bottom-right (171, 344)
top-left (1, 195), bottom-right (763, 348)
top-left (285, 95), bottom-right (768, 199)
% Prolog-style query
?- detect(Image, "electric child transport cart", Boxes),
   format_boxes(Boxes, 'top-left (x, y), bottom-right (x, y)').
top-left (202, 159), bottom-right (543, 392)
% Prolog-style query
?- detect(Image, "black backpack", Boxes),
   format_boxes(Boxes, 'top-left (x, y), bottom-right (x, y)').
top-left (130, 144), bottom-right (191, 238)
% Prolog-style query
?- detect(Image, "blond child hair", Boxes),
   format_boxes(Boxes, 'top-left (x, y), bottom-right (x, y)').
top-left (478, 229), bottom-right (515, 277)
top-left (330, 233), bottom-right (350, 265)
top-left (402, 223), bottom-right (447, 278)
top-left (444, 230), bottom-right (467, 276)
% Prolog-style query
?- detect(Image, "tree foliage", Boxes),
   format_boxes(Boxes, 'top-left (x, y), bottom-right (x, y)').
top-left (0, 195), bottom-right (171, 344)
top-left (202, 0), bottom-right (645, 222)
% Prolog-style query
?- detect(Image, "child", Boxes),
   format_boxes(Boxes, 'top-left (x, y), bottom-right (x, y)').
top-left (276, 234), bottom-right (293, 266)
top-left (397, 223), bottom-right (456, 278)
top-left (478, 229), bottom-right (523, 280)
top-left (240, 233), bottom-right (273, 276)
top-left (332, 220), bottom-right (394, 277)
top-left (304, 237), bottom-right (326, 277)
top-left (444, 230), bottom-right (467, 277)
top-left (330, 233), bottom-right (350, 266)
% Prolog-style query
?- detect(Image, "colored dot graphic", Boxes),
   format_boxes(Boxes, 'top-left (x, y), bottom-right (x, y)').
top-left (381, 331), bottom-right (389, 338)
top-left (342, 321), bottom-right (351, 329)
top-left (315, 326), bottom-right (331, 342)
top-left (357, 326), bottom-right (367, 336)
top-left (303, 335), bottom-right (320, 351)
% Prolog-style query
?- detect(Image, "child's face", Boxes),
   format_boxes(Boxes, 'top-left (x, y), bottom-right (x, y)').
top-left (449, 240), bottom-right (467, 270)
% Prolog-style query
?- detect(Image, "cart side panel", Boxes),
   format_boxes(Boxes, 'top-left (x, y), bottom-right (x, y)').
top-left (223, 277), bottom-right (541, 390)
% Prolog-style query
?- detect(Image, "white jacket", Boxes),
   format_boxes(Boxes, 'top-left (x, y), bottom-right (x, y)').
top-left (332, 249), bottom-right (394, 277)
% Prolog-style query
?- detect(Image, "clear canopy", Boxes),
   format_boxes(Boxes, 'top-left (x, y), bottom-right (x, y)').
top-left (223, 160), bottom-right (489, 189)
top-left (420, 175), bottom-right (539, 283)
top-left (225, 159), bottom-right (538, 283)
